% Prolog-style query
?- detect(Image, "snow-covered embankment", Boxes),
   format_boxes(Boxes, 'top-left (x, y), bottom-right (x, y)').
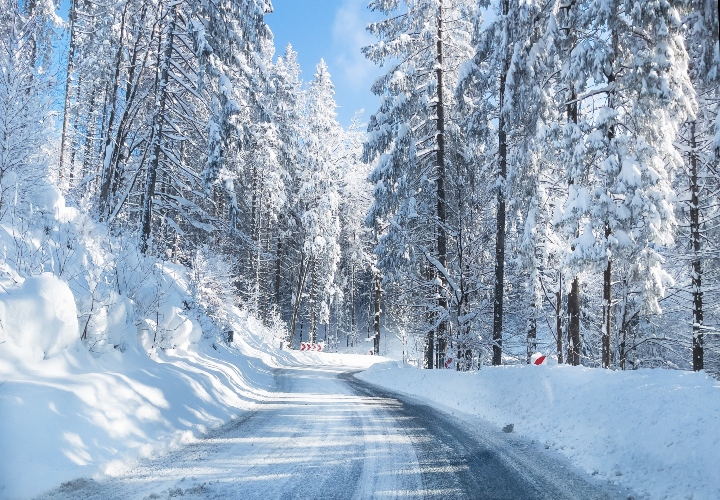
top-left (358, 362), bottom-right (720, 499)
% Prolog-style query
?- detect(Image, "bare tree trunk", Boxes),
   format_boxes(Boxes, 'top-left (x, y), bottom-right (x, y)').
top-left (275, 236), bottom-right (282, 307)
top-left (492, 0), bottom-right (510, 366)
top-left (140, 4), bottom-right (175, 254)
top-left (568, 278), bottom-right (581, 365)
top-left (435, 0), bottom-right (449, 365)
top-left (601, 23), bottom-right (618, 368)
top-left (59, 0), bottom-right (78, 181)
top-left (309, 260), bottom-right (317, 344)
top-left (425, 258), bottom-right (434, 368)
top-left (618, 278), bottom-right (628, 370)
top-left (288, 254), bottom-right (309, 347)
top-left (98, 2), bottom-right (130, 219)
top-left (690, 120), bottom-right (704, 371)
top-left (350, 262), bottom-right (355, 347)
top-left (527, 293), bottom-right (537, 363)
top-left (373, 268), bottom-right (381, 355)
top-left (561, 0), bottom-right (582, 367)
top-left (602, 226), bottom-right (612, 369)
top-left (556, 277), bottom-right (563, 364)
top-left (567, 75), bottom-right (581, 367)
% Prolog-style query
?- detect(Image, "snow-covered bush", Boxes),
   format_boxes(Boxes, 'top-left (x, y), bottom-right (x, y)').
top-left (188, 245), bottom-right (236, 340)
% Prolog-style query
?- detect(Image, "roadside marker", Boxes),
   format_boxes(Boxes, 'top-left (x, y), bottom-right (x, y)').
top-left (533, 355), bottom-right (547, 365)
top-left (300, 342), bottom-right (324, 352)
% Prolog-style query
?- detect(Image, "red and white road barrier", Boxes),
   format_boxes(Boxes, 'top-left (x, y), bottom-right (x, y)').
top-left (531, 352), bottom-right (547, 365)
top-left (300, 342), bottom-right (324, 352)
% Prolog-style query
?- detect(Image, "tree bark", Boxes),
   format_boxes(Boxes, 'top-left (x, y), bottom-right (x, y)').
top-left (568, 278), bottom-right (581, 365)
top-left (566, 50), bottom-right (581, 367)
top-left (556, 278), bottom-right (563, 364)
top-left (435, 0), bottom-right (449, 366)
top-left (373, 268), bottom-right (381, 355)
top-left (309, 260), bottom-right (317, 344)
top-left (602, 225), bottom-right (612, 369)
top-left (140, 4), bottom-right (175, 254)
top-left (59, 0), bottom-right (78, 180)
top-left (492, 0), bottom-right (510, 366)
top-left (288, 254), bottom-right (308, 347)
top-left (527, 292), bottom-right (537, 363)
top-left (690, 120), bottom-right (704, 371)
top-left (98, 2), bottom-right (130, 219)
top-left (601, 22), bottom-right (618, 368)
top-left (275, 236), bottom-right (282, 308)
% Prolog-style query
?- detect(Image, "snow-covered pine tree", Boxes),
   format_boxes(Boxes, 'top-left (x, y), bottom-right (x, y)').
top-left (551, 0), bottom-right (694, 368)
top-left (674, 0), bottom-right (720, 371)
top-left (300, 60), bottom-right (342, 345)
top-left (364, 0), bottom-right (474, 368)
top-left (458, 0), bottom-right (556, 365)
top-left (269, 44), bottom-right (304, 320)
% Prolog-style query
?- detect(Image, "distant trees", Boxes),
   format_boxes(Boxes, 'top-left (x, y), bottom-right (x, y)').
top-left (45, 0), bottom-right (377, 350)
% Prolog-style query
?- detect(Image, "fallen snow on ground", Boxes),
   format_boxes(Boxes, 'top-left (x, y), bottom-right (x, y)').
top-left (0, 312), bottom-right (378, 500)
top-left (358, 362), bottom-right (720, 499)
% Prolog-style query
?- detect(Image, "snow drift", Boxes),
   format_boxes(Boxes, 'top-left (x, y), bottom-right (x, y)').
top-left (358, 362), bottom-right (720, 499)
top-left (0, 273), bottom-right (78, 362)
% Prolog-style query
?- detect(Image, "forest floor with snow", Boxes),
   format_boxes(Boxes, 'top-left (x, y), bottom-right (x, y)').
top-left (358, 360), bottom-right (720, 499)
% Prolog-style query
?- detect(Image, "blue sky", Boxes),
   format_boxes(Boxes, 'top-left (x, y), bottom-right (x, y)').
top-left (267, 0), bottom-right (383, 127)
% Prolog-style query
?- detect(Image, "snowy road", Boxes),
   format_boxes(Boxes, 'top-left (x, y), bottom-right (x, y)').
top-left (38, 364), bottom-right (625, 499)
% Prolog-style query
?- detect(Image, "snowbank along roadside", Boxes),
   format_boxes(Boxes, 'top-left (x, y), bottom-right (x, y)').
top-left (357, 361), bottom-right (720, 499)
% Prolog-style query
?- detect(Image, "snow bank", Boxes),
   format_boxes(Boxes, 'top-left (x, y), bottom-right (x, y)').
top-left (0, 307), bottom-right (381, 500)
top-left (358, 363), bottom-right (720, 499)
top-left (0, 273), bottom-right (79, 362)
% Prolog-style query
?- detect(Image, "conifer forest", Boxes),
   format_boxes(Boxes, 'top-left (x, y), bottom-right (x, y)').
top-left (10, 0), bottom-right (711, 371)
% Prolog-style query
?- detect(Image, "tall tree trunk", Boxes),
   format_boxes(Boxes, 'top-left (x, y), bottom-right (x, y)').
top-left (556, 275), bottom-right (563, 364)
top-left (690, 120), bottom-right (704, 371)
top-left (98, 2), bottom-right (130, 219)
top-left (424, 258), bottom-right (435, 368)
top-left (602, 223), bottom-right (612, 369)
top-left (567, 67), bottom-right (581, 367)
top-left (288, 254), bottom-right (308, 347)
top-left (618, 278), bottom-right (628, 370)
top-left (527, 284), bottom-right (537, 363)
top-left (309, 260), bottom-right (317, 344)
top-left (140, 4), bottom-right (175, 254)
top-left (601, 22), bottom-right (618, 368)
top-left (435, 0), bottom-right (449, 365)
top-left (561, 0), bottom-right (582, 367)
top-left (492, 0), bottom-right (510, 366)
top-left (373, 268), bottom-right (381, 355)
top-left (59, 0), bottom-right (78, 181)
top-left (275, 235), bottom-right (282, 308)
top-left (568, 278), bottom-right (581, 365)
top-left (350, 262), bottom-right (355, 347)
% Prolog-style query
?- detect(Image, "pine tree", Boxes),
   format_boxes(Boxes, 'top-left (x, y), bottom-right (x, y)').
top-left (364, 0), bottom-right (474, 368)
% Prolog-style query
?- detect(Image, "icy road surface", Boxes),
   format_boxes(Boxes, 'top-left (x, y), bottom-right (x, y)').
top-left (38, 365), bottom-right (627, 499)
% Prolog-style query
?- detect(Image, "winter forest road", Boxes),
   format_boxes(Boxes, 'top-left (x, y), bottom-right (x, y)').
top-left (38, 365), bottom-right (628, 500)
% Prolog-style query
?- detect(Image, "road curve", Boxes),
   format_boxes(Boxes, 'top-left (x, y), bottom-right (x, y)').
top-left (38, 365), bottom-right (628, 500)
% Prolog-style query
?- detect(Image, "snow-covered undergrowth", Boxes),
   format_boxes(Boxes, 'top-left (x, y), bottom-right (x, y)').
top-left (0, 178), bottom-right (377, 499)
top-left (358, 362), bottom-right (720, 499)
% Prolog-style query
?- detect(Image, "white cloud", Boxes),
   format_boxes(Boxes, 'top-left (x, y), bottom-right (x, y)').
top-left (331, 0), bottom-right (380, 93)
